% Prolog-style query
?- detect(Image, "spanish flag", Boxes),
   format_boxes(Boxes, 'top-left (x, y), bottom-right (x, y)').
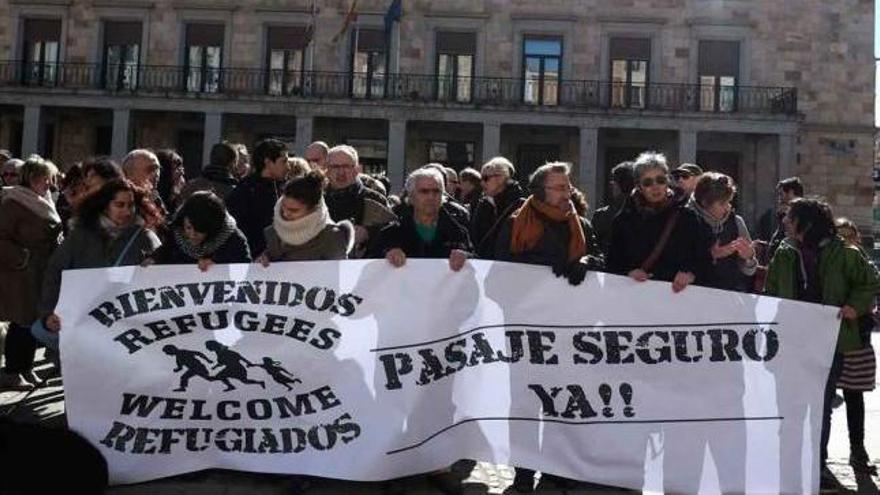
top-left (332, 0), bottom-right (359, 44)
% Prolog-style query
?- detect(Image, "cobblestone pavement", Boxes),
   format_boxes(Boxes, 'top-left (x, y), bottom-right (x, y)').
top-left (2, 325), bottom-right (879, 494)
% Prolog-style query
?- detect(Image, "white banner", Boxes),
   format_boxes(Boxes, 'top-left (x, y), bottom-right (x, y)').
top-left (57, 260), bottom-right (839, 493)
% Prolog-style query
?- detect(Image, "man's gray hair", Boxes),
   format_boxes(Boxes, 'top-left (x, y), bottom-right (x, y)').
top-left (306, 141), bottom-right (330, 157)
top-left (405, 167), bottom-right (446, 197)
top-left (121, 149), bottom-right (159, 175)
top-left (327, 144), bottom-right (358, 166)
top-left (481, 156), bottom-right (515, 179)
top-left (19, 155), bottom-right (57, 188)
top-left (632, 151), bottom-right (669, 180)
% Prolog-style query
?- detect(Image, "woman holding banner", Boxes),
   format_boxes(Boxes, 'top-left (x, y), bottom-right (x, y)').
top-left (765, 198), bottom-right (880, 486)
top-left (36, 178), bottom-right (162, 351)
top-left (0, 156), bottom-right (63, 390)
top-left (149, 191), bottom-right (250, 270)
top-left (607, 151), bottom-right (711, 292)
top-left (257, 170), bottom-right (353, 264)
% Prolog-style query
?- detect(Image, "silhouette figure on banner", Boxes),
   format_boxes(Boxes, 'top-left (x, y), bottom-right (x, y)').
top-left (256, 357), bottom-right (302, 391)
top-left (205, 340), bottom-right (266, 391)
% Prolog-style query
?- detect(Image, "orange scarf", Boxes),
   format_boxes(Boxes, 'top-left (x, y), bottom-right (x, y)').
top-left (510, 196), bottom-right (587, 262)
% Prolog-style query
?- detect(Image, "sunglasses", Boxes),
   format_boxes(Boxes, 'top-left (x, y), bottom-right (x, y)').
top-left (481, 174), bottom-right (500, 182)
top-left (640, 175), bottom-right (669, 188)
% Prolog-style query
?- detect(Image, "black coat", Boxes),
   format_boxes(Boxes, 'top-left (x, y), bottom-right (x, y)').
top-left (225, 175), bottom-right (283, 256)
top-left (375, 205), bottom-right (472, 259)
top-left (495, 212), bottom-right (604, 270)
top-left (469, 181), bottom-right (527, 259)
top-left (154, 228), bottom-right (251, 265)
top-left (607, 193), bottom-right (711, 283)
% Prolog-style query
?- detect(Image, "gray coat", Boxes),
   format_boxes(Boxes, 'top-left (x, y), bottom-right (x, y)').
top-left (40, 224), bottom-right (161, 317)
top-left (263, 221), bottom-right (354, 261)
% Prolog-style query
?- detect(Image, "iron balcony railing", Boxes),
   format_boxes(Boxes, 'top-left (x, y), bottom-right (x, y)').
top-left (0, 61), bottom-right (798, 115)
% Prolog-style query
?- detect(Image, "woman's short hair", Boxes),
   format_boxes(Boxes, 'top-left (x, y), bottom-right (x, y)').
top-left (694, 172), bottom-right (736, 208)
top-left (405, 167), bottom-right (446, 197)
top-left (480, 157), bottom-right (515, 179)
top-left (282, 170), bottom-right (326, 209)
top-left (172, 191), bottom-right (227, 237)
top-left (632, 151), bottom-right (669, 180)
top-left (19, 155), bottom-right (57, 189)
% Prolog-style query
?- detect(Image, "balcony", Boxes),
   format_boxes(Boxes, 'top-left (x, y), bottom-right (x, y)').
top-left (0, 60), bottom-right (798, 116)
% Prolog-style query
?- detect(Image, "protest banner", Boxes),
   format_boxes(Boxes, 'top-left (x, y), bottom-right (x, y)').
top-left (57, 259), bottom-right (839, 492)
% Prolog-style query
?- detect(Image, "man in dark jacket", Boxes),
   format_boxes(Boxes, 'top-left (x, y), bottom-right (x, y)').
top-left (607, 152), bottom-right (711, 292)
top-left (325, 145), bottom-right (396, 258)
top-left (470, 156), bottom-right (527, 258)
top-left (590, 160), bottom-right (634, 257)
top-left (177, 141), bottom-right (240, 204)
top-left (226, 139), bottom-right (290, 256)
top-left (377, 168), bottom-right (472, 269)
top-left (495, 162), bottom-right (604, 284)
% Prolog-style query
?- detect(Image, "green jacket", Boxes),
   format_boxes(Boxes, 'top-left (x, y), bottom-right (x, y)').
top-left (765, 237), bottom-right (879, 352)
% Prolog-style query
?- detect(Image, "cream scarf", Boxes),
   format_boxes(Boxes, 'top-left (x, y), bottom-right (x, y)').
top-left (273, 197), bottom-right (333, 246)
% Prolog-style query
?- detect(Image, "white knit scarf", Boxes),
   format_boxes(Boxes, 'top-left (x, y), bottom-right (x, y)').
top-left (2, 186), bottom-right (61, 224)
top-left (272, 197), bottom-right (333, 246)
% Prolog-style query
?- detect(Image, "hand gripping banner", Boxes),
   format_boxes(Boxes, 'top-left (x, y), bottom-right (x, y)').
top-left (57, 260), bottom-right (839, 492)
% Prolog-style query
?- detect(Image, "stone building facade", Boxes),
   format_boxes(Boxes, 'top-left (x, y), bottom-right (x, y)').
top-left (0, 0), bottom-right (874, 229)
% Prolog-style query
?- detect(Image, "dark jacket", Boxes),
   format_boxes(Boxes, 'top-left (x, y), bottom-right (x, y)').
top-left (153, 227), bottom-right (251, 265)
top-left (692, 206), bottom-right (757, 292)
top-left (226, 175), bottom-right (284, 256)
top-left (40, 224), bottom-right (160, 317)
top-left (607, 192), bottom-right (712, 283)
top-left (590, 198), bottom-right (626, 257)
top-left (177, 166), bottom-right (238, 205)
top-left (495, 210), bottom-right (604, 270)
top-left (326, 179), bottom-right (397, 257)
top-left (0, 197), bottom-right (63, 325)
top-left (375, 205), bottom-right (473, 259)
top-left (470, 181), bottom-right (527, 259)
top-left (393, 198), bottom-right (470, 234)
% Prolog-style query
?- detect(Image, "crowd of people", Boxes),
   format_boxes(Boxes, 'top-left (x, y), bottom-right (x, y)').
top-left (0, 141), bottom-right (877, 492)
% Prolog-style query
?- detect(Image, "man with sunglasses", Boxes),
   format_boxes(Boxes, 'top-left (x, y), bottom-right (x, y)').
top-left (608, 151), bottom-right (711, 293)
top-left (469, 156), bottom-right (527, 258)
top-left (1, 158), bottom-right (23, 187)
top-left (670, 162), bottom-right (704, 197)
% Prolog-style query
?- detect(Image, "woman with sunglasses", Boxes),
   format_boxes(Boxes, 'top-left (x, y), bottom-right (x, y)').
top-left (607, 151), bottom-right (711, 292)
top-left (469, 156), bottom-right (527, 258)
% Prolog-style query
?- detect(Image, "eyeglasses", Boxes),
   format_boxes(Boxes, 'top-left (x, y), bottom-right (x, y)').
top-left (640, 175), bottom-right (668, 188)
top-left (545, 184), bottom-right (573, 193)
top-left (2, 171), bottom-right (18, 178)
top-left (327, 163), bottom-right (354, 172)
top-left (416, 188), bottom-right (442, 195)
top-left (481, 174), bottom-right (500, 182)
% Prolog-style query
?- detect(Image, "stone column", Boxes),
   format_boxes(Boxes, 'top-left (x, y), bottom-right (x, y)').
top-left (387, 119), bottom-right (407, 193)
top-left (482, 122), bottom-right (501, 163)
top-left (578, 126), bottom-right (600, 209)
top-left (111, 108), bottom-right (131, 160)
top-left (21, 105), bottom-right (42, 157)
top-left (294, 115), bottom-right (314, 156)
top-left (678, 129), bottom-right (697, 165)
top-left (202, 111), bottom-right (223, 165)
top-left (778, 133), bottom-right (795, 180)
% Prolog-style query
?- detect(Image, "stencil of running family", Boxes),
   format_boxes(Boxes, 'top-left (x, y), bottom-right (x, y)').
top-left (162, 341), bottom-right (302, 393)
